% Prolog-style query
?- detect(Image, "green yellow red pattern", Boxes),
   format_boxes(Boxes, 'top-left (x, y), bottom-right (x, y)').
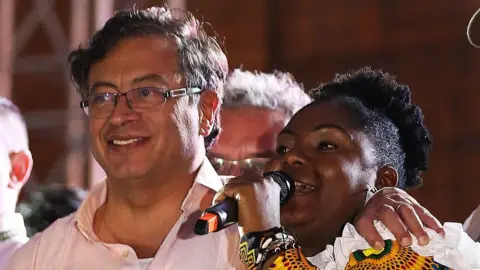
top-left (345, 239), bottom-right (452, 269)
top-left (268, 248), bottom-right (316, 270)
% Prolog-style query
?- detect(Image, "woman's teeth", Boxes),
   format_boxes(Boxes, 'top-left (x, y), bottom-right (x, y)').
top-left (294, 181), bottom-right (316, 192)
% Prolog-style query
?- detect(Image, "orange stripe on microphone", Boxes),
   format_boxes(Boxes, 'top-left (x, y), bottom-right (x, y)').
top-left (198, 212), bottom-right (218, 233)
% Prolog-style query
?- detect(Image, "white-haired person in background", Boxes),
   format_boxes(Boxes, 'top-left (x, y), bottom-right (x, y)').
top-left (464, 7), bottom-right (480, 241)
top-left (208, 69), bottom-right (311, 176)
top-left (0, 97), bottom-right (32, 269)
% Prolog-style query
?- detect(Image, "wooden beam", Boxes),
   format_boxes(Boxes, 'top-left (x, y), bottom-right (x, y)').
top-left (66, 0), bottom-right (90, 188)
top-left (88, 0), bottom-right (115, 187)
top-left (0, 0), bottom-right (14, 98)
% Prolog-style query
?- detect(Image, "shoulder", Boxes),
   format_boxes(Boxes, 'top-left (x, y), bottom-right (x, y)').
top-left (6, 214), bottom-right (77, 270)
top-left (5, 232), bottom-right (42, 269)
top-left (0, 238), bottom-right (27, 269)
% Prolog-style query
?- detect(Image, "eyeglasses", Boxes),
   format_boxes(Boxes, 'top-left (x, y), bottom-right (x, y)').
top-left (208, 156), bottom-right (270, 176)
top-left (80, 87), bottom-right (202, 117)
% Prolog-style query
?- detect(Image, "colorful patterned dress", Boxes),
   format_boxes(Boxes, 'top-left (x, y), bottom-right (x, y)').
top-left (345, 239), bottom-right (452, 269)
top-left (262, 222), bottom-right (479, 269)
top-left (266, 240), bottom-right (452, 270)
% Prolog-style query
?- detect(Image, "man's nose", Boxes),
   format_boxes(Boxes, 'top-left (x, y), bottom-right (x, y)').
top-left (108, 96), bottom-right (140, 126)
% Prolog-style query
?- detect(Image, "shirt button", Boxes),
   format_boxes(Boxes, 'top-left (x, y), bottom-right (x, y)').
top-left (123, 250), bottom-right (129, 257)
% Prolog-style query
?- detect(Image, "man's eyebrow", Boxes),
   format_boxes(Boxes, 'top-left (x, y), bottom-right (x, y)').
top-left (89, 81), bottom-right (118, 92)
top-left (132, 73), bottom-right (169, 85)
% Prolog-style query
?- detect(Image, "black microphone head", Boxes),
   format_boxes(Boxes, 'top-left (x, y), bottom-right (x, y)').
top-left (263, 171), bottom-right (295, 205)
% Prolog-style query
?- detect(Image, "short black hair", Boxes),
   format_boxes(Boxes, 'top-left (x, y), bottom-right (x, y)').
top-left (68, 5), bottom-right (228, 149)
top-left (309, 67), bottom-right (432, 189)
top-left (18, 183), bottom-right (87, 236)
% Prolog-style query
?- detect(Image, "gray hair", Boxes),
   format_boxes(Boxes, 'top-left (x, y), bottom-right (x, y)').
top-left (0, 97), bottom-right (29, 152)
top-left (222, 69), bottom-right (311, 117)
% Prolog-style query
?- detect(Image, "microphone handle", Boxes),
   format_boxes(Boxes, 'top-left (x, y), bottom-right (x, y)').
top-left (209, 198), bottom-right (238, 227)
top-left (194, 198), bottom-right (238, 235)
top-left (194, 171), bottom-right (294, 235)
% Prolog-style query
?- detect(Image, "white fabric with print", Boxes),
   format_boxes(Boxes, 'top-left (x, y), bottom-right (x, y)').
top-left (308, 222), bottom-right (480, 270)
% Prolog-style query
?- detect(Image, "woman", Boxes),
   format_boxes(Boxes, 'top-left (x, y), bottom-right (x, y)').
top-left (217, 67), bottom-right (480, 269)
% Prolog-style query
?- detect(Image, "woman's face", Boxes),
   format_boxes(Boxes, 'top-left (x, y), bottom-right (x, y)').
top-left (264, 101), bottom-right (389, 254)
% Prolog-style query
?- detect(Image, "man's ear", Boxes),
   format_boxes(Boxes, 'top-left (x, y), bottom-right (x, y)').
top-left (8, 150), bottom-right (33, 189)
top-left (375, 165), bottom-right (398, 189)
top-left (198, 90), bottom-right (220, 137)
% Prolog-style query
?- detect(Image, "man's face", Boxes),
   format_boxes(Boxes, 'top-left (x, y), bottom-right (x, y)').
top-left (87, 36), bottom-right (203, 181)
top-left (208, 107), bottom-right (288, 175)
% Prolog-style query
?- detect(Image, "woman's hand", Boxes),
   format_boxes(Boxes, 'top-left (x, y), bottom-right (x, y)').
top-left (213, 172), bottom-right (282, 236)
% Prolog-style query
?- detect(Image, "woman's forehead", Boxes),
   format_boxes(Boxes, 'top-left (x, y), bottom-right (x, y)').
top-left (285, 102), bottom-right (356, 132)
top-left (282, 101), bottom-right (377, 155)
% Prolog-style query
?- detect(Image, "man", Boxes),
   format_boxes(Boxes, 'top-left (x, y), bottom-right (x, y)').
top-left (7, 6), bottom-right (244, 269)
top-left (0, 97), bottom-right (32, 269)
top-left (211, 69), bottom-right (445, 250)
top-left (464, 7), bottom-right (480, 241)
top-left (208, 69), bottom-right (311, 176)
top-left (464, 206), bottom-right (480, 241)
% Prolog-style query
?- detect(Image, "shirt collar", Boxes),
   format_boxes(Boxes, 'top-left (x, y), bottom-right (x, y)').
top-left (75, 179), bottom-right (107, 241)
top-left (179, 158), bottom-right (223, 212)
top-left (191, 157), bottom-right (224, 192)
top-left (75, 157), bottom-right (224, 242)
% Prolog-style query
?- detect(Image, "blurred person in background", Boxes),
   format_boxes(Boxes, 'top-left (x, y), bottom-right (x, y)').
top-left (7, 5), bottom-right (247, 270)
top-left (208, 69), bottom-right (311, 176)
top-left (0, 97), bottom-right (32, 269)
top-left (212, 68), bottom-right (446, 251)
top-left (463, 7), bottom-right (480, 241)
top-left (17, 183), bottom-right (86, 237)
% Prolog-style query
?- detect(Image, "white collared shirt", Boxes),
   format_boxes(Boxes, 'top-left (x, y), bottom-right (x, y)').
top-left (6, 159), bottom-right (246, 270)
top-left (0, 213), bottom-right (28, 270)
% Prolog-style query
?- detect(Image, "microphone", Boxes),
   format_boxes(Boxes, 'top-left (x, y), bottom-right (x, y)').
top-left (194, 171), bottom-right (295, 235)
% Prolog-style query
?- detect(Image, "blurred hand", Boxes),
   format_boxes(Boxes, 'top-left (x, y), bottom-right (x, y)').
top-left (213, 172), bottom-right (281, 236)
top-left (354, 187), bottom-right (445, 250)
